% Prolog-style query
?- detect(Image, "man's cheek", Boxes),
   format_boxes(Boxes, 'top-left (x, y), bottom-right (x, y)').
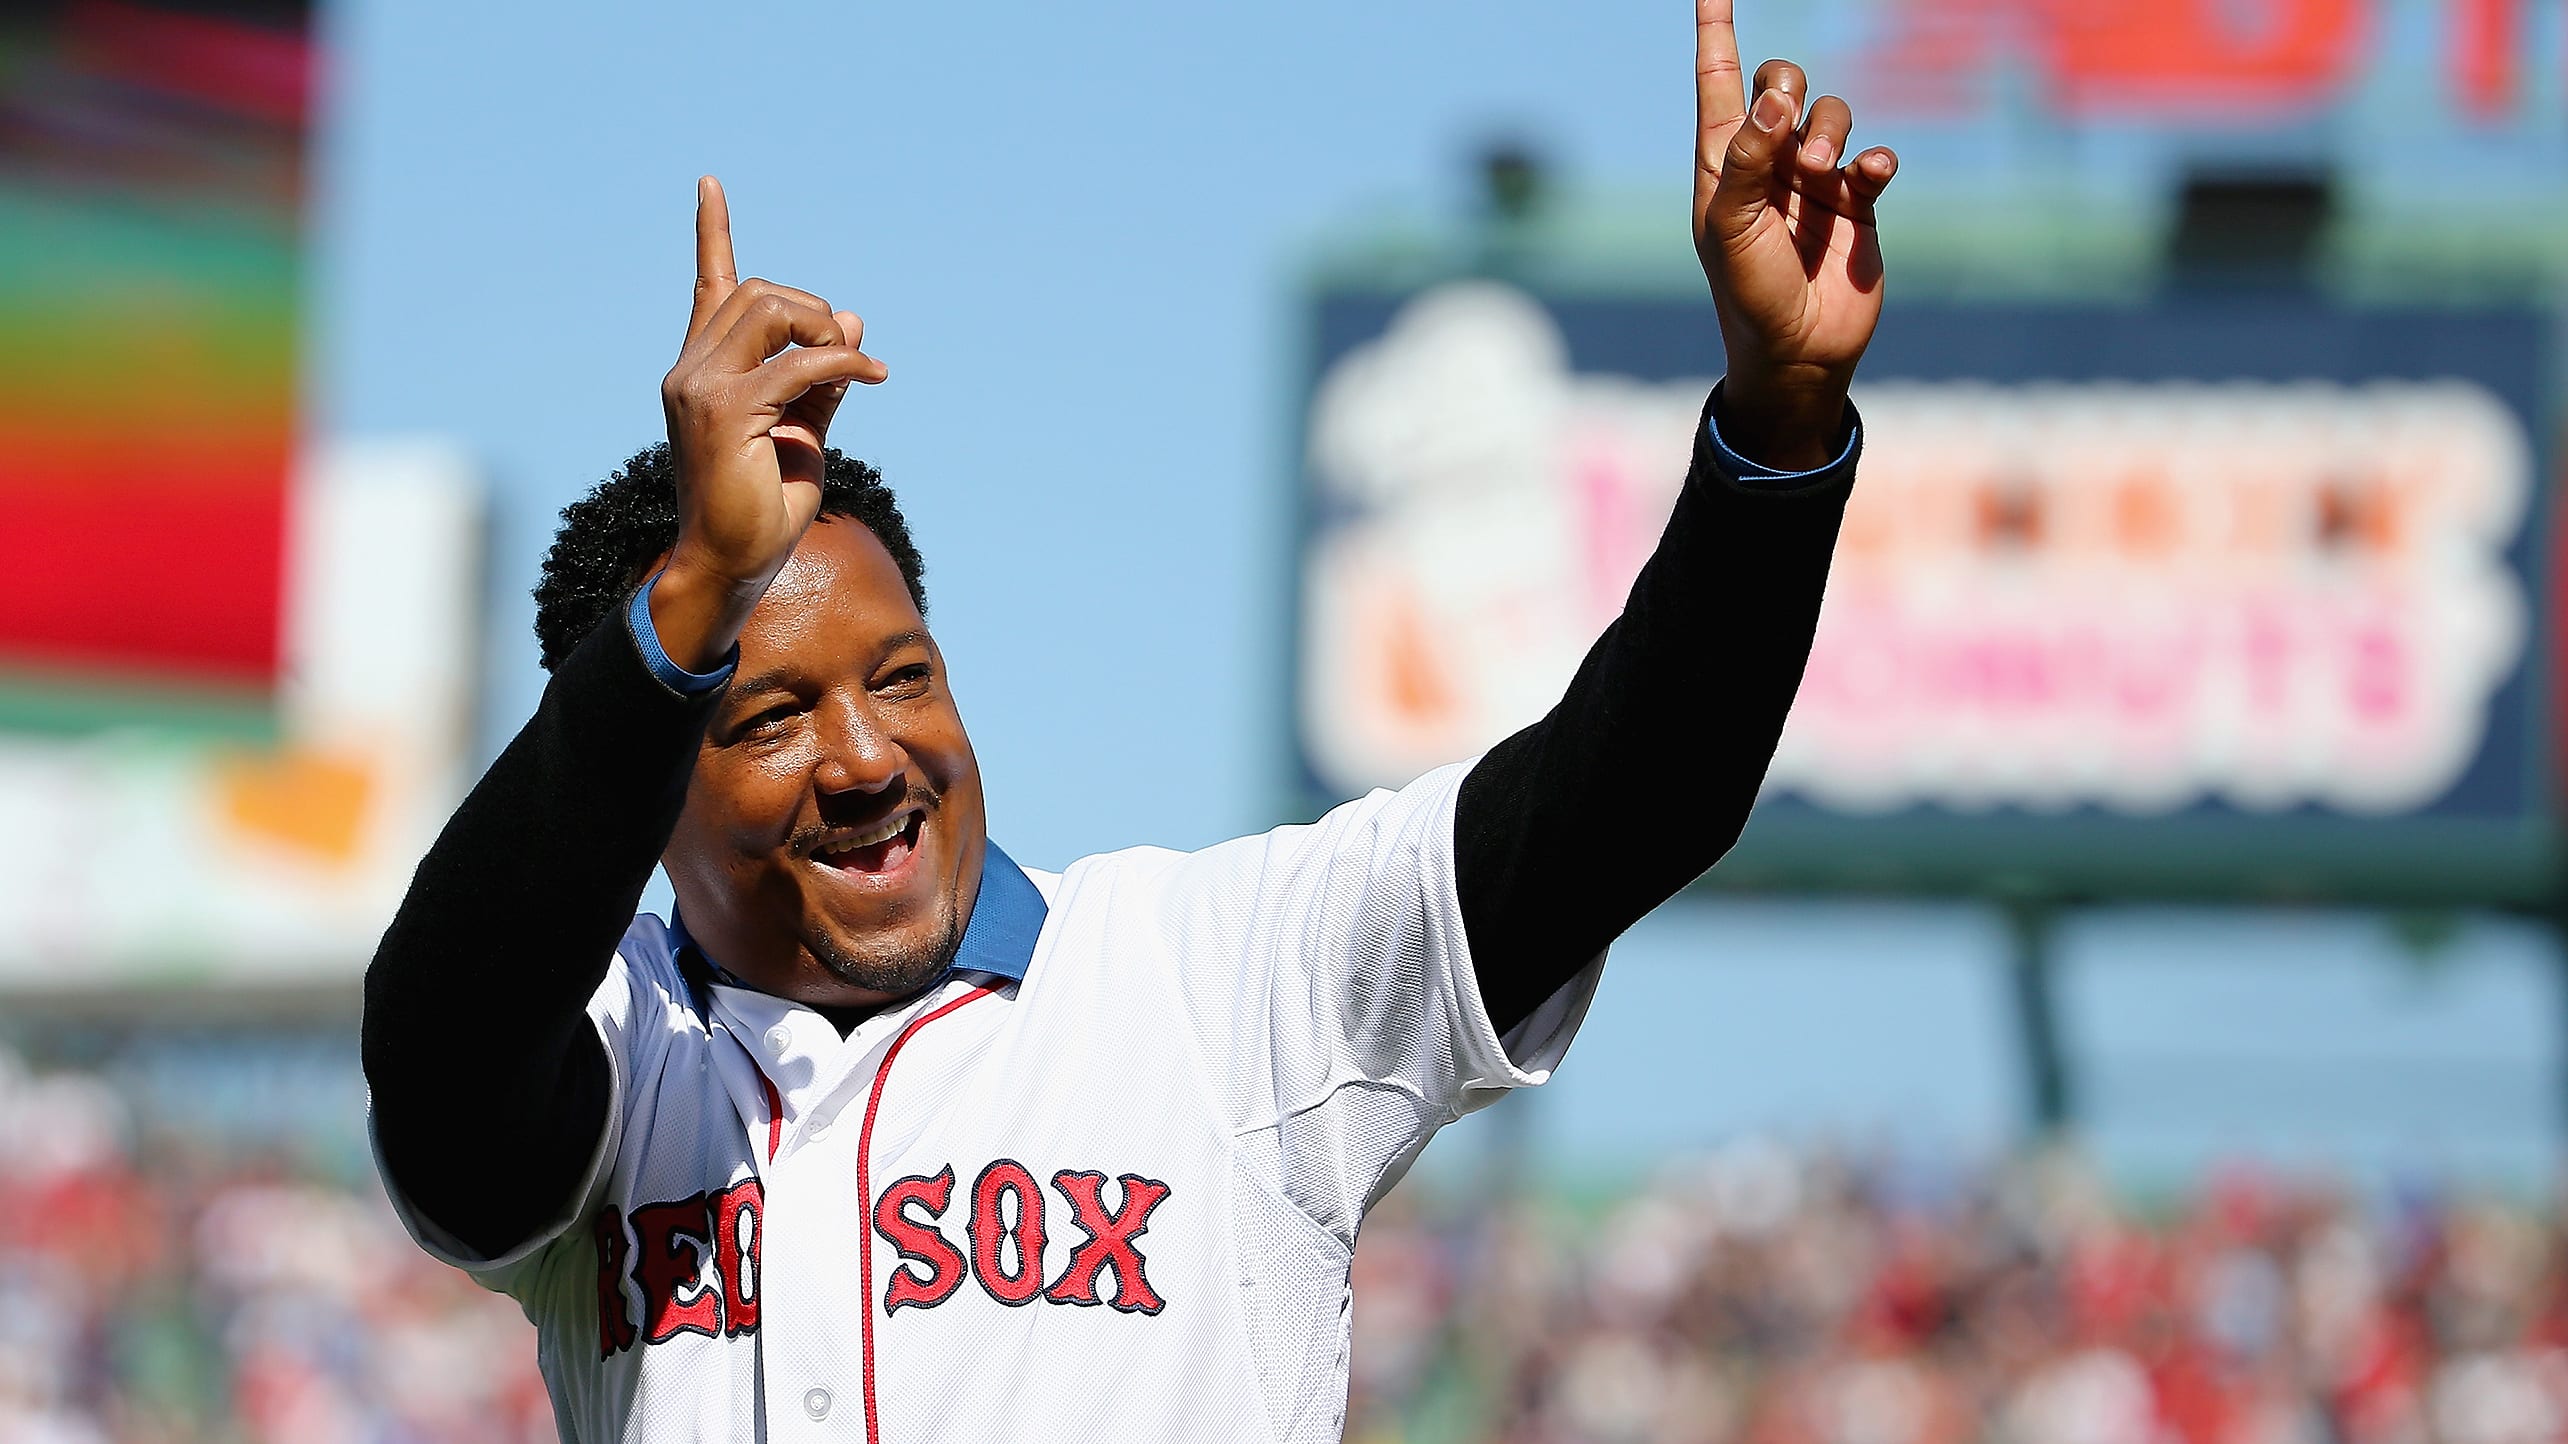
top-left (706, 766), bottom-right (803, 852)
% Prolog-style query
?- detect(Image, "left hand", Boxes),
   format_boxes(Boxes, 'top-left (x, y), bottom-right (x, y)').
top-left (1694, 0), bottom-right (1899, 470)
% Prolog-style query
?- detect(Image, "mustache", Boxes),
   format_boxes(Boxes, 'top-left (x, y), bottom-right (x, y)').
top-left (787, 781), bottom-right (941, 857)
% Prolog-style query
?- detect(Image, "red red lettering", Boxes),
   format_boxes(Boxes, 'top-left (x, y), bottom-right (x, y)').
top-left (593, 1206), bottom-right (637, 1358)
top-left (874, 1167), bottom-right (965, 1313)
top-left (630, 1193), bottom-right (721, 1343)
top-left (712, 1180), bottom-right (762, 1336)
top-left (2044, 0), bottom-right (2369, 113)
top-left (2451, 0), bottom-right (2522, 118)
top-left (1045, 1172), bottom-right (1171, 1315)
top-left (967, 1161), bottom-right (1047, 1306)
top-left (1864, 0), bottom-right (2386, 118)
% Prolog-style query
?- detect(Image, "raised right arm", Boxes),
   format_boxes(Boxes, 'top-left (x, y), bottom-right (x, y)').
top-left (361, 605), bottom-right (720, 1260)
top-left (363, 179), bottom-right (884, 1259)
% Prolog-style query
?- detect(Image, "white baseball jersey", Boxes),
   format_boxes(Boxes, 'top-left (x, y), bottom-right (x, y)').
top-left (374, 759), bottom-right (1601, 1442)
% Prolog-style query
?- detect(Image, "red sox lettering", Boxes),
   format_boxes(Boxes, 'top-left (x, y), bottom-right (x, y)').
top-left (963, 1161), bottom-right (1047, 1305)
top-left (875, 1167), bottom-right (967, 1311)
top-left (594, 1165), bottom-right (1170, 1356)
top-left (1041, 1170), bottom-right (1172, 1313)
top-left (595, 1179), bottom-right (766, 1357)
top-left (883, 1162), bottom-right (1172, 1315)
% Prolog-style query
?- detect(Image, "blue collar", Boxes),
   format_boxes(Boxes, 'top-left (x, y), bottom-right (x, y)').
top-left (673, 841), bottom-right (1046, 998)
top-left (945, 842), bottom-right (1045, 983)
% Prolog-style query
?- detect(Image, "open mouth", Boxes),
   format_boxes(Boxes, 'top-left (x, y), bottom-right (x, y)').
top-left (811, 809), bottom-right (925, 877)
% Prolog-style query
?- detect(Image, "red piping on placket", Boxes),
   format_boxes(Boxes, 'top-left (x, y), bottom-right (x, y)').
top-left (758, 1073), bottom-right (784, 1164)
top-left (858, 983), bottom-right (998, 1444)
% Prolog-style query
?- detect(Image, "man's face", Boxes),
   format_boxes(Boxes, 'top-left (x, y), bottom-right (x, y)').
top-left (662, 518), bottom-right (984, 1012)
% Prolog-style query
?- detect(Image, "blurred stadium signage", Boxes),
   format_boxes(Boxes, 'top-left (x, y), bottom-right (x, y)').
top-left (1860, 0), bottom-right (2556, 122)
top-left (0, 443), bottom-right (480, 988)
top-left (0, 0), bottom-right (313, 722)
top-left (0, 2), bottom-right (481, 989)
top-left (1293, 284), bottom-right (2559, 905)
top-left (0, 1), bottom-right (470, 989)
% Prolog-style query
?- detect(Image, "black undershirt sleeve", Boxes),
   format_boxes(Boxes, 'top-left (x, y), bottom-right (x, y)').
top-left (1457, 387), bottom-right (1859, 1037)
top-left (362, 606), bottom-right (720, 1262)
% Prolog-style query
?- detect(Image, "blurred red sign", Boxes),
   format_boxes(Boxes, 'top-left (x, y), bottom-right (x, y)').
top-left (0, 0), bottom-right (313, 707)
top-left (1866, 0), bottom-right (2540, 121)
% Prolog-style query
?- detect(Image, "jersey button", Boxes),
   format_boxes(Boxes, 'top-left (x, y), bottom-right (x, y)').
top-left (763, 1025), bottom-right (791, 1054)
top-left (802, 1387), bottom-right (832, 1421)
top-left (806, 1118), bottom-right (830, 1141)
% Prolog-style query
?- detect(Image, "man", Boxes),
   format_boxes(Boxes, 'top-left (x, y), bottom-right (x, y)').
top-left (363, 6), bottom-right (1898, 1439)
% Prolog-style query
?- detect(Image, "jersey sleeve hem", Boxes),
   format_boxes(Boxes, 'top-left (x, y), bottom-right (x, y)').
top-left (1424, 763), bottom-right (1606, 1112)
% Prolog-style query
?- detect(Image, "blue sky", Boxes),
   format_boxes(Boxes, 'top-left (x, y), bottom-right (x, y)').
top-left (301, 0), bottom-right (2567, 1182)
top-left (308, 0), bottom-right (1840, 865)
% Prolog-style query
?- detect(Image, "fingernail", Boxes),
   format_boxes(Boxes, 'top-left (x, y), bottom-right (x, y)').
top-left (1803, 136), bottom-right (1837, 168)
top-left (1753, 89), bottom-right (1793, 133)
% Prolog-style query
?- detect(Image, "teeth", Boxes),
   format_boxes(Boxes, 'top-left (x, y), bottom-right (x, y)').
top-left (817, 812), bottom-right (911, 858)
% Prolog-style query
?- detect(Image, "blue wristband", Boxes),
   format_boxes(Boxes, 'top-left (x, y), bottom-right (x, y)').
top-left (1705, 381), bottom-right (1863, 489)
top-left (628, 574), bottom-right (738, 694)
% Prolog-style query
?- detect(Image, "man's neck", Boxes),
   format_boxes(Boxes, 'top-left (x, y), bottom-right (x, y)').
top-left (812, 999), bottom-right (889, 1038)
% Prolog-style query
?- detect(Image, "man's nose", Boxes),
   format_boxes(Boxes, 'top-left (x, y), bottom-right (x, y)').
top-left (810, 697), bottom-right (905, 796)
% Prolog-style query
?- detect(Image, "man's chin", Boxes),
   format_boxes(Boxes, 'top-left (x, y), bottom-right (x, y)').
top-left (807, 912), bottom-right (962, 1002)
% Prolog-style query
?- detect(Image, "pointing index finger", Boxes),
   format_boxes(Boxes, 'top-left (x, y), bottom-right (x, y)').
top-left (690, 175), bottom-right (739, 338)
top-left (1697, 0), bottom-right (1747, 146)
top-left (1696, 0), bottom-right (1751, 229)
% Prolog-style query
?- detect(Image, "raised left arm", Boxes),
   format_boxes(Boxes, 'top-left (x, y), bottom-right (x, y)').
top-left (1459, 5), bottom-right (1899, 1034)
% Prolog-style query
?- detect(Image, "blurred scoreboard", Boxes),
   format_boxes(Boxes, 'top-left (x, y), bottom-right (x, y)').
top-left (0, 0), bottom-right (311, 720)
top-left (0, 2), bottom-right (480, 987)
top-left (1292, 283), bottom-right (2561, 905)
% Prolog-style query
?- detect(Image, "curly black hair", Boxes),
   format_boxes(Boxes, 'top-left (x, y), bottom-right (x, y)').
top-left (533, 443), bottom-right (928, 672)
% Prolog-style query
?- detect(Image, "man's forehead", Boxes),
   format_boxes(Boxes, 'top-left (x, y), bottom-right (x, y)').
top-left (742, 519), bottom-right (927, 654)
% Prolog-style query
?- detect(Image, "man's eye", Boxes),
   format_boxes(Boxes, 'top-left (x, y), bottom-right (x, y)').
top-left (742, 705), bottom-right (796, 735)
top-left (881, 664), bottom-right (933, 694)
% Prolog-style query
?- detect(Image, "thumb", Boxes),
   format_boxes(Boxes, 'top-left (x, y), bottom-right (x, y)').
top-left (1707, 87), bottom-right (1800, 249)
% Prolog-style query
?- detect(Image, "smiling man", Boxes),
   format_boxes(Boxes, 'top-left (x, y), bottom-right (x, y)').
top-left (362, 7), bottom-right (1899, 1440)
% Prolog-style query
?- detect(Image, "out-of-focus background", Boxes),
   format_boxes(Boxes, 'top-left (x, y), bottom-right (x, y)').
top-left (1, 0), bottom-right (2564, 1439)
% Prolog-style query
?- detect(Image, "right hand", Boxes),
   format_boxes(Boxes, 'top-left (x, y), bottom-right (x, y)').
top-left (1692, 0), bottom-right (1897, 471)
top-left (653, 177), bottom-right (887, 665)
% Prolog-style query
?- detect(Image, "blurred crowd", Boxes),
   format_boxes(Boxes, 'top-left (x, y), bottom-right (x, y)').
top-left (11, 1038), bottom-right (2568, 1444)
top-left (1348, 1142), bottom-right (2568, 1444)
top-left (0, 1047), bottom-right (548, 1444)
